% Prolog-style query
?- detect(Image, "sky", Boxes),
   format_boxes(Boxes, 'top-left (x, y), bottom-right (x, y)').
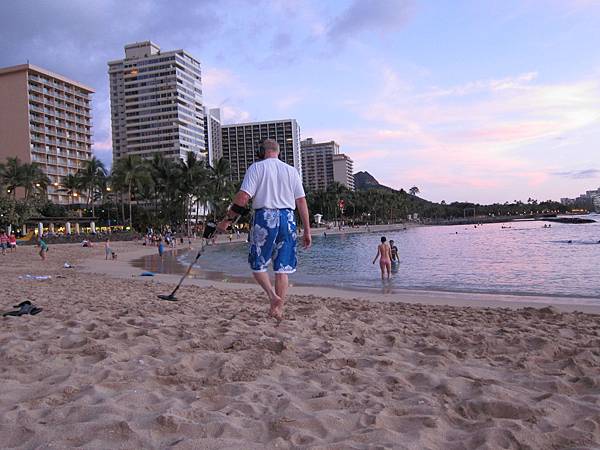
top-left (2, 0), bottom-right (600, 204)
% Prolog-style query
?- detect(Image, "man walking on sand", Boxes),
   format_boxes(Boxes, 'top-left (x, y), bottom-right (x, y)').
top-left (217, 138), bottom-right (311, 321)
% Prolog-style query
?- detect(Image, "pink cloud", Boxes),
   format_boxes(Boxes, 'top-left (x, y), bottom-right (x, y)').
top-left (349, 149), bottom-right (392, 161)
top-left (307, 65), bottom-right (600, 202)
top-left (449, 121), bottom-right (556, 143)
top-left (515, 171), bottom-right (549, 187)
top-left (93, 136), bottom-right (112, 151)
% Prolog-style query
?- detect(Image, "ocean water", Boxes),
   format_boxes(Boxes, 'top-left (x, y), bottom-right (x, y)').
top-left (180, 215), bottom-right (600, 300)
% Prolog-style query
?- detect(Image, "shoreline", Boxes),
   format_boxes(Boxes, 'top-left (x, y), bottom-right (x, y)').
top-left (80, 242), bottom-right (600, 314)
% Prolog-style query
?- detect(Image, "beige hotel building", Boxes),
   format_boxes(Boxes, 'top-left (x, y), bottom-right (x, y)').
top-left (301, 138), bottom-right (354, 191)
top-left (0, 64), bottom-right (94, 204)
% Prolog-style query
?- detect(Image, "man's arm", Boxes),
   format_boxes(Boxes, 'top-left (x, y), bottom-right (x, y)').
top-left (216, 190), bottom-right (251, 232)
top-left (295, 196), bottom-right (311, 249)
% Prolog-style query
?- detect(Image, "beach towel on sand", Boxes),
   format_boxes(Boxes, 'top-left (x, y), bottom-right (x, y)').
top-left (19, 274), bottom-right (51, 281)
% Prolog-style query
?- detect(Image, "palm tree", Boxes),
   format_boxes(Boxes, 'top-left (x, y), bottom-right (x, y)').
top-left (112, 155), bottom-right (153, 228)
top-left (78, 157), bottom-right (107, 217)
top-left (179, 152), bottom-right (208, 235)
top-left (0, 157), bottom-right (23, 198)
top-left (409, 186), bottom-right (420, 196)
top-left (61, 173), bottom-right (80, 206)
top-left (208, 157), bottom-right (234, 220)
top-left (20, 163), bottom-right (49, 200)
top-left (149, 153), bottom-right (167, 218)
top-left (149, 153), bottom-right (180, 226)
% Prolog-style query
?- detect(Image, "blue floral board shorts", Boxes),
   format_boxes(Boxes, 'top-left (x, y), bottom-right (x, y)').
top-left (249, 208), bottom-right (297, 274)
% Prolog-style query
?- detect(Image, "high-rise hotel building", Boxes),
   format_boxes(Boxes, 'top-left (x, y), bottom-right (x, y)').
top-left (0, 64), bottom-right (94, 204)
top-left (108, 41), bottom-right (205, 161)
top-left (300, 138), bottom-right (339, 192)
top-left (301, 138), bottom-right (354, 191)
top-left (204, 107), bottom-right (222, 167)
top-left (221, 119), bottom-right (301, 182)
top-left (333, 153), bottom-right (355, 191)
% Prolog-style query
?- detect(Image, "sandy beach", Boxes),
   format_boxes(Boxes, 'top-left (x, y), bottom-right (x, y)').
top-left (1, 241), bottom-right (600, 449)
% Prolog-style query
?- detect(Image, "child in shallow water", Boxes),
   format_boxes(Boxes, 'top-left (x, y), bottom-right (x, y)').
top-left (158, 239), bottom-right (164, 259)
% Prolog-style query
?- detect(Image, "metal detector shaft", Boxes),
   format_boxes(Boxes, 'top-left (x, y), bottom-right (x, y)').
top-left (159, 217), bottom-right (241, 300)
top-left (165, 249), bottom-right (204, 298)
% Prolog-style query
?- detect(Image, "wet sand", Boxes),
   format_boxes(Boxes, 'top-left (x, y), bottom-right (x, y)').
top-left (1, 241), bottom-right (599, 449)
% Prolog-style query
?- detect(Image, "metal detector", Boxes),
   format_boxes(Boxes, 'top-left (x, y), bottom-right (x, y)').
top-left (157, 221), bottom-right (218, 301)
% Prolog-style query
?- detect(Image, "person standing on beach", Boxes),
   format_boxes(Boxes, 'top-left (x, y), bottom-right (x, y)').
top-left (105, 238), bottom-right (112, 260)
top-left (217, 138), bottom-right (311, 321)
top-left (8, 233), bottom-right (17, 253)
top-left (0, 230), bottom-right (7, 255)
top-left (38, 237), bottom-right (48, 261)
top-left (373, 236), bottom-right (392, 280)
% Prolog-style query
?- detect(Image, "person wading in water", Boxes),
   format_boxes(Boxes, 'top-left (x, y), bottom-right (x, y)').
top-left (373, 236), bottom-right (392, 280)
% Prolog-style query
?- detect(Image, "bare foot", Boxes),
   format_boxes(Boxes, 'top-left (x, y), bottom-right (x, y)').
top-left (272, 301), bottom-right (284, 323)
top-left (268, 290), bottom-right (284, 322)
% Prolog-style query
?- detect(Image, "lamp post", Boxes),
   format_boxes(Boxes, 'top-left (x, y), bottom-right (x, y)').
top-left (106, 186), bottom-right (112, 233)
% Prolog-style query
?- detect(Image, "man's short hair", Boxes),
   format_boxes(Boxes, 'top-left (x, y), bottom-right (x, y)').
top-left (263, 138), bottom-right (280, 153)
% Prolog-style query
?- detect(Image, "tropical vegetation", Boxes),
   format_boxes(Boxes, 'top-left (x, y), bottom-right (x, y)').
top-left (0, 157), bottom-right (51, 227)
top-left (0, 153), bottom-right (236, 232)
top-left (0, 154), bottom-right (585, 232)
top-left (306, 182), bottom-right (570, 225)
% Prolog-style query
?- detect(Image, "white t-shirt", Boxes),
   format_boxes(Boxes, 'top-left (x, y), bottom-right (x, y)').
top-left (240, 157), bottom-right (305, 209)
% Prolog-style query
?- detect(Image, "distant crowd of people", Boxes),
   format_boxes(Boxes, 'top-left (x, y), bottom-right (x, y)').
top-left (142, 228), bottom-right (192, 259)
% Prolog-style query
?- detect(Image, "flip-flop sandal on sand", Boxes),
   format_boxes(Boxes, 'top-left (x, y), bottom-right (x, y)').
top-left (3, 301), bottom-right (43, 317)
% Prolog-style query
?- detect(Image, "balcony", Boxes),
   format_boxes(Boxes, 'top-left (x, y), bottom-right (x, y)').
top-left (28, 84), bottom-right (44, 94)
top-left (29, 104), bottom-right (45, 114)
top-left (29, 95), bottom-right (44, 104)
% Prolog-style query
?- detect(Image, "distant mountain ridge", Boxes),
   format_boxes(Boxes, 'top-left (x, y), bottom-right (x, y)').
top-left (353, 171), bottom-right (433, 209)
top-left (353, 171), bottom-right (395, 192)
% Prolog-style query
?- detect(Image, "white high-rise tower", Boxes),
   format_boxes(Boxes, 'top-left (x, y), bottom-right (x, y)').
top-left (108, 41), bottom-right (205, 161)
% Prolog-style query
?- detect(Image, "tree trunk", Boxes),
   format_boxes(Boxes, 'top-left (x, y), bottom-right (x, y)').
top-left (120, 193), bottom-right (125, 225)
top-left (128, 183), bottom-right (133, 228)
top-left (185, 195), bottom-right (192, 238)
top-left (195, 199), bottom-right (200, 229)
top-left (154, 190), bottom-right (158, 223)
